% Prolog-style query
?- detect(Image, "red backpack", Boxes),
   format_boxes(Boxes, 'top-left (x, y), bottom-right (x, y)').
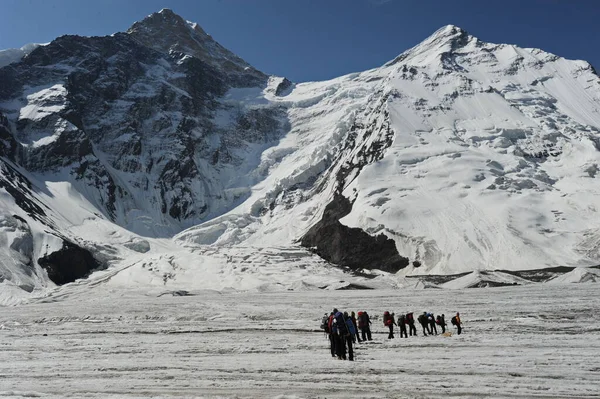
top-left (383, 311), bottom-right (392, 326)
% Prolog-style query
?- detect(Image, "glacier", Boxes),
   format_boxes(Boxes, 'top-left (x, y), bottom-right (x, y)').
top-left (0, 282), bottom-right (599, 397)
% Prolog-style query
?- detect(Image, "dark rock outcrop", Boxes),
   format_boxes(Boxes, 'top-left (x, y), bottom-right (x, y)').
top-left (301, 194), bottom-right (408, 273)
top-left (38, 241), bottom-right (103, 285)
top-left (275, 78), bottom-right (293, 96)
top-left (0, 112), bottom-right (19, 159)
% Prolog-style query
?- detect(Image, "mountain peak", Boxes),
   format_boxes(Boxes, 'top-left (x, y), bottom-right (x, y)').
top-left (430, 24), bottom-right (467, 38)
top-left (158, 8), bottom-right (176, 15)
top-left (418, 24), bottom-right (473, 51)
top-left (127, 9), bottom-right (267, 87)
top-left (129, 8), bottom-right (194, 36)
top-left (385, 24), bottom-right (475, 67)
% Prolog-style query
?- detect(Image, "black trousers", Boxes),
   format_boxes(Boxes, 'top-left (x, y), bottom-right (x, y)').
top-left (345, 335), bottom-right (354, 361)
top-left (334, 333), bottom-right (346, 359)
top-left (421, 323), bottom-right (428, 336)
top-left (430, 322), bottom-right (437, 335)
top-left (329, 333), bottom-right (335, 357)
top-left (441, 324), bottom-right (446, 333)
top-left (399, 325), bottom-right (407, 338)
top-left (408, 323), bottom-right (417, 336)
top-left (361, 327), bottom-right (372, 341)
top-left (387, 324), bottom-right (394, 339)
top-left (457, 324), bottom-right (462, 335)
top-left (355, 331), bottom-right (361, 342)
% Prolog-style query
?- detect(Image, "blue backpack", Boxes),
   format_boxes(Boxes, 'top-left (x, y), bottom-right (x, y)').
top-left (345, 318), bottom-right (356, 335)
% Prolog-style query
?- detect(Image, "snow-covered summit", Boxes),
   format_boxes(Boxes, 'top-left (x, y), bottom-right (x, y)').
top-left (385, 24), bottom-right (472, 66)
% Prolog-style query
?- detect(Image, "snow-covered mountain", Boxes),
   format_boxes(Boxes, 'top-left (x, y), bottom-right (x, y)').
top-left (1, 11), bottom-right (599, 301)
top-left (177, 24), bottom-right (600, 274)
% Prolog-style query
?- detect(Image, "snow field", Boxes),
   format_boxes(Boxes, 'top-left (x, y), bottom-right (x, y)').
top-left (0, 283), bottom-right (599, 398)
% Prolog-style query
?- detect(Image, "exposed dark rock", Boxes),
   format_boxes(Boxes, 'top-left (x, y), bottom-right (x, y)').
top-left (406, 272), bottom-right (471, 285)
top-left (157, 290), bottom-right (192, 297)
top-left (38, 241), bottom-right (103, 285)
top-left (590, 136), bottom-right (600, 152)
top-left (335, 283), bottom-right (374, 290)
top-left (275, 78), bottom-right (292, 96)
top-left (0, 64), bottom-right (21, 98)
top-left (22, 127), bottom-right (94, 171)
top-left (0, 161), bottom-right (49, 224)
top-left (467, 280), bottom-right (521, 288)
top-left (301, 194), bottom-right (409, 273)
top-left (127, 8), bottom-right (266, 88)
top-left (235, 107), bottom-right (286, 142)
top-left (0, 112), bottom-right (19, 159)
top-left (497, 266), bottom-right (575, 283)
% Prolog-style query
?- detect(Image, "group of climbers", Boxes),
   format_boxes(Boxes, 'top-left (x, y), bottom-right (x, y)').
top-left (392, 311), bottom-right (461, 337)
top-left (383, 311), bottom-right (462, 339)
top-left (321, 309), bottom-right (463, 360)
top-left (321, 309), bottom-right (377, 361)
top-left (321, 309), bottom-right (354, 360)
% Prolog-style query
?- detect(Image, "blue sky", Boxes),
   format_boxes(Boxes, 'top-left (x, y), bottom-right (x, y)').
top-left (1, 0), bottom-right (598, 82)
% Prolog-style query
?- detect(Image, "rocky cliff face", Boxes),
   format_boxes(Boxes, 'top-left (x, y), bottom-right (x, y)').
top-left (0, 10), bottom-right (287, 238)
top-left (0, 9), bottom-right (288, 288)
top-left (127, 9), bottom-right (267, 88)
